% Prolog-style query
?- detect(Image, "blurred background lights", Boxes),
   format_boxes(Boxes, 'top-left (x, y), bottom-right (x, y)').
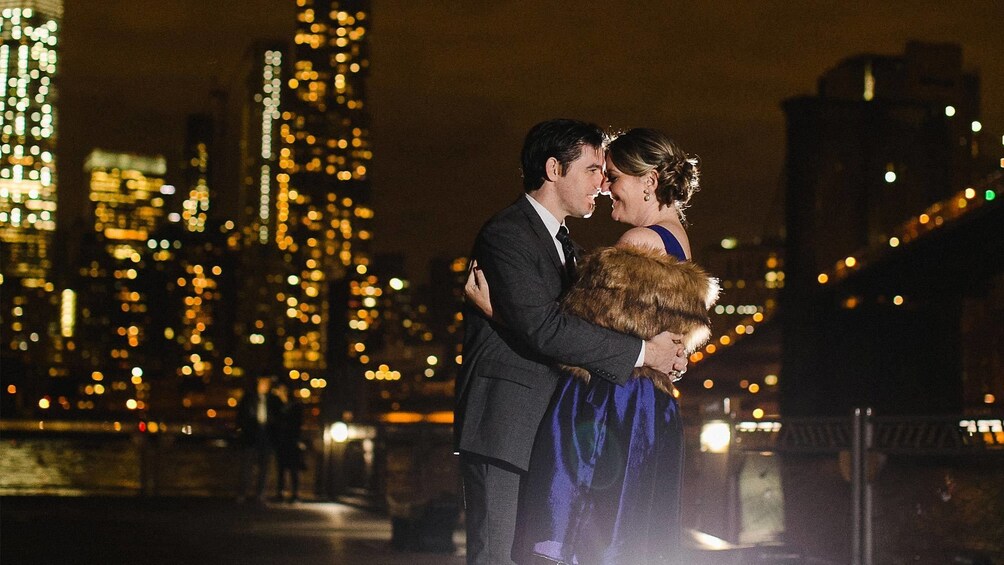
top-left (330, 422), bottom-right (349, 443)
top-left (700, 421), bottom-right (731, 453)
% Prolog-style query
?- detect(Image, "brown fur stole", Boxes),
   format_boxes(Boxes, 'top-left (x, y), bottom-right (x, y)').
top-left (561, 244), bottom-right (720, 395)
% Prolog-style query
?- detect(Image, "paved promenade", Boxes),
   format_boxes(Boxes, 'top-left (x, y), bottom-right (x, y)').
top-left (3, 496), bottom-right (858, 564)
top-left (1, 496), bottom-right (466, 565)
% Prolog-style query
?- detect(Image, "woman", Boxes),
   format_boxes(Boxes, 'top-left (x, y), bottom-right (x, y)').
top-left (467, 128), bottom-right (712, 564)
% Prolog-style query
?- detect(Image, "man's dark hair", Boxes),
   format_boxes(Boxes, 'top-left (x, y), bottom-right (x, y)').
top-left (520, 119), bottom-right (606, 192)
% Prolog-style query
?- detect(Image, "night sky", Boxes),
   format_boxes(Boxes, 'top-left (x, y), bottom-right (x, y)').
top-left (59, 1), bottom-right (1004, 280)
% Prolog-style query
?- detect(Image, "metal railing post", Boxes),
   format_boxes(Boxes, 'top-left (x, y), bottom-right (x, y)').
top-left (851, 407), bottom-right (863, 565)
top-left (851, 406), bottom-right (874, 565)
top-left (863, 408), bottom-right (874, 565)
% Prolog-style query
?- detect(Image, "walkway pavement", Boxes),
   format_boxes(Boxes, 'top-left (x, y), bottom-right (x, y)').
top-left (1, 496), bottom-right (836, 564)
top-left (1, 496), bottom-right (465, 565)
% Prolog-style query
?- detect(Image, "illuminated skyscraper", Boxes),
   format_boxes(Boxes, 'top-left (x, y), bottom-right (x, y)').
top-left (86, 150), bottom-right (167, 251)
top-left (72, 150), bottom-right (168, 414)
top-left (238, 42), bottom-right (284, 247)
top-left (780, 42), bottom-right (990, 417)
top-left (182, 115), bottom-right (212, 233)
top-left (0, 0), bottom-right (61, 360)
top-left (277, 0), bottom-right (373, 394)
top-left (144, 221), bottom-right (239, 418)
top-left (783, 42), bottom-right (983, 293)
top-left (231, 42), bottom-right (286, 382)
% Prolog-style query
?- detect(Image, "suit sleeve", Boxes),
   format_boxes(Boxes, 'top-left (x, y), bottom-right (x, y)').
top-left (476, 221), bottom-right (640, 385)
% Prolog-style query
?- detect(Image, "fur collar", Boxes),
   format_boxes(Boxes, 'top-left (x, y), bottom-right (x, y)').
top-left (561, 244), bottom-right (720, 394)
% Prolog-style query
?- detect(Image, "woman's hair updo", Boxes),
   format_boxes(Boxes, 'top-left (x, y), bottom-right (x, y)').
top-left (606, 128), bottom-right (700, 214)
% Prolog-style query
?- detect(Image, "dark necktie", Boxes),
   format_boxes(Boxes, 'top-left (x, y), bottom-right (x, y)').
top-left (556, 225), bottom-right (577, 282)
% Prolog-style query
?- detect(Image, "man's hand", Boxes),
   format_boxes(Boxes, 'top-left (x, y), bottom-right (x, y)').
top-left (643, 331), bottom-right (689, 381)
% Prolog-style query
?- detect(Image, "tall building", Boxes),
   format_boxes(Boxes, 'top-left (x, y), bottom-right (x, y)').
top-left (181, 114), bottom-right (213, 233)
top-left (70, 150), bottom-right (168, 415)
top-left (230, 43), bottom-right (286, 382)
top-left (144, 221), bottom-right (239, 418)
top-left (783, 42), bottom-right (985, 295)
top-left (780, 42), bottom-right (993, 416)
top-left (0, 0), bottom-right (62, 367)
top-left (237, 42), bottom-right (284, 247)
top-left (86, 150), bottom-right (167, 247)
top-left (277, 0), bottom-right (373, 403)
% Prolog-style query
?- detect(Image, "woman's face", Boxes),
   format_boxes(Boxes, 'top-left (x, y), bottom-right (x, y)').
top-left (604, 156), bottom-right (650, 225)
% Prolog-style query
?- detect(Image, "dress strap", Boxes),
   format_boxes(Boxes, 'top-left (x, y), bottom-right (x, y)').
top-left (645, 224), bottom-right (687, 261)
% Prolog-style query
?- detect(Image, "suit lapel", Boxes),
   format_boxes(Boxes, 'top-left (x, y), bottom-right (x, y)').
top-left (515, 196), bottom-right (565, 280)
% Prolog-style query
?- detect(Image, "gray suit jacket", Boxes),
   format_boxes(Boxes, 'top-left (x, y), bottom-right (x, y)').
top-left (455, 196), bottom-right (641, 471)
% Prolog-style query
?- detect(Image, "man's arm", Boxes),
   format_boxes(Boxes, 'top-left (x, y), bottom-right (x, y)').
top-left (476, 222), bottom-right (641, 383)
top-left (467, 255), bottom-right (688, 379)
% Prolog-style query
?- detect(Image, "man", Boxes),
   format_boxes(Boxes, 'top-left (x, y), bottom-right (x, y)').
top-left (455, 119), bottom-right (689, 564)
top-left (237, 375), bottom-right (280, 502)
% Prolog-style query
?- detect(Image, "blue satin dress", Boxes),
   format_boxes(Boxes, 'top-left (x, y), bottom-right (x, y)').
top-left (514, 225), bottom-right (686, 565)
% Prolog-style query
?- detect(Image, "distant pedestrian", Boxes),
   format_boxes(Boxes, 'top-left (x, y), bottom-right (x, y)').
top-left (236, 375), bottom-right (280, 502)
top-left (272, 382), bottom-right (305, 503)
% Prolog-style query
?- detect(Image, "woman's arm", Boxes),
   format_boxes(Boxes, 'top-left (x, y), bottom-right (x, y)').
top-left (464, 260), bottom-right (494, 319)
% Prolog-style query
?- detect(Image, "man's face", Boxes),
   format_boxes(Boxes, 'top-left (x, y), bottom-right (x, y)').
top-left (553, 144), bottom-right (605, 219)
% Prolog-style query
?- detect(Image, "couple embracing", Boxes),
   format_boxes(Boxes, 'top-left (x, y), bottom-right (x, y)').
top-left (455, 119), bottom-right (718, 565)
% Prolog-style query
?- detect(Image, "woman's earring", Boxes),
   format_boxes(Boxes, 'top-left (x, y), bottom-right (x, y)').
top-left (643, 190), bottom-right (652, 202)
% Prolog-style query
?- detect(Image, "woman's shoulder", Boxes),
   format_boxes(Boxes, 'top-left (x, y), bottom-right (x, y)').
top-left (616, 226), bottom-right (665, 251)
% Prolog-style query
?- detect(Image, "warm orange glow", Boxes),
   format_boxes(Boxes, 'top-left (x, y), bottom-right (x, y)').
top-left (425, 411), bottom-right (454, 424)
top-left (818, 273), bottom-right (829, 284)
top-left (381, 412), bottom-right (423, 424)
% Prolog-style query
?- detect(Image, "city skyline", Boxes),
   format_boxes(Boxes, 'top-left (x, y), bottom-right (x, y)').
top-left (3, 1), bottom-right (1002, 420)
top-left (55, 1), bottom-right (1004, 280)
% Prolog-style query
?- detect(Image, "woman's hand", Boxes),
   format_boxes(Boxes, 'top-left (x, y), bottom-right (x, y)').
top-left (464, 260), bottom-right (494, 319)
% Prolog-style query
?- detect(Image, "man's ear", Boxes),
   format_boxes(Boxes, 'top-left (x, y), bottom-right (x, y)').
top-left (545, 157), bottom-right (562, 182)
